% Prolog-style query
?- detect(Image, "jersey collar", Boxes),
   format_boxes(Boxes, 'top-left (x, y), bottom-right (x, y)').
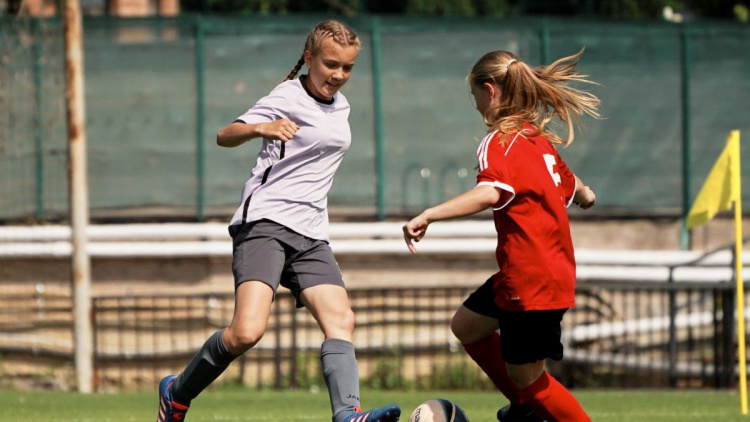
top-left (299, 75), bottom-right (335, 105)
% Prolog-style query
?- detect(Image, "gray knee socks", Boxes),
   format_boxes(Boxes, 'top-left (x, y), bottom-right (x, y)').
top-left (321, 338), bottom-right (361, 422)
top-left (171, 329), bottom-right (238, 406)
top-left (169, 332), bottom-right (360, 419)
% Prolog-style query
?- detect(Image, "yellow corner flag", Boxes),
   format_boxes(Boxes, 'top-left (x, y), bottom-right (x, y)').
top-left (686, 130), bottom-right (741, 229)
top-left (687, 130), bottom-right (746, 415)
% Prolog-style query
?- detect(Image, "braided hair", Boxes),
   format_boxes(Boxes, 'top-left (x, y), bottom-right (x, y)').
top-left (284, 20), bottom-right (361, 82)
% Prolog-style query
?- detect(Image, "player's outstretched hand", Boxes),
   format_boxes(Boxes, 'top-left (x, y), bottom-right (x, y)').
top-left (403, 215), bottom-right (429, 254)
top-left (574, 185), bottom-right (596, 209)
top-left (258, 118), bottom-right (300, 142)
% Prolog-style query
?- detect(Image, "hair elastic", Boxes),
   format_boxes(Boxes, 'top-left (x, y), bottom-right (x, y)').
top-left (506, 59), bottom-right (517, 67)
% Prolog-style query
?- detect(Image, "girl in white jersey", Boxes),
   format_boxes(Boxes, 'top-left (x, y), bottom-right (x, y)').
top-left (155, 20), bottom-right (401, 422)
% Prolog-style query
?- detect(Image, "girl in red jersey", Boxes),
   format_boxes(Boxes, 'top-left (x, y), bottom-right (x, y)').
top-left (403, 49), bottom-right (600, 422)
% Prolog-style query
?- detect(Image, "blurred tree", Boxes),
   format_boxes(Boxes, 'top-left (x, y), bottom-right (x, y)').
top-left (368, 0), bottom-right (511, 16)
top-left (691, 0), bottom-right (747, 18)
top-left (589, 0), bottom-right (688, 19)
top-left (736, 3), bottom-right (749, 22)
top-left (405, 0), bottom-right (476, 15)
top-left (518, 0), bottom-right (688, 19)
top-left (180, 0), bottom-right (748, 21)
top-left (6, 0), bottom-right (22, 15)
top-left (181, 0), bottom-right (359, 15)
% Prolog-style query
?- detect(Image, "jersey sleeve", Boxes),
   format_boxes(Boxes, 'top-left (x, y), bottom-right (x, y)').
top-left (552, 147), bottom-right (577, 207)
top-left (235, 85), bottom-right (290, 124)
top-left (476, 132), bottom-right (515, 210)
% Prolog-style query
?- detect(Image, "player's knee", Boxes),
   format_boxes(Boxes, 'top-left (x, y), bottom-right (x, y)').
top-left (338, 308), bottom-right (356, 333)
top-left (225, 326), bottom-right (265, 353)
top-left (506, 362), bottom-right (545, 389)
top-left (321, 307), bottom-right (355, 338)
top-left (450, 314), bottom-right (470, 343)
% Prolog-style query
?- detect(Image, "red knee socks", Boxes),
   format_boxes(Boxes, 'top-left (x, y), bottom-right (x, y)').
top-left (461, 332), bottom-right (521, 403)
top-left (519, 371), bottom-right (591, 422)
top-left (463, 333), bottom-right (590, 421)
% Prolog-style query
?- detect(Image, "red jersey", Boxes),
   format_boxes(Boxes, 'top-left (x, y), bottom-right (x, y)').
top-left (476, 127), bottom-right (577, 311)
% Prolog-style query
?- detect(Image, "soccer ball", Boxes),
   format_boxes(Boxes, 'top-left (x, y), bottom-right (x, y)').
top-left (408, 399), bottom-right (469, 422)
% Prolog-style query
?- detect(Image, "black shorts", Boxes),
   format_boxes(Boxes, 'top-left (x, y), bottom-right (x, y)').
top-left (229, 219), bottom-right (345, 308)
top-left (463, 277), bottom-right (567, 365)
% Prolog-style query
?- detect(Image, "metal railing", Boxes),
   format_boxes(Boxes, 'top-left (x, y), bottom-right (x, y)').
top-left (87, 280), bottom-right (742, 391)
top-left (1, 235), bottom-right (747, 391)
top-left (0, 277), bottom-right (743, 391)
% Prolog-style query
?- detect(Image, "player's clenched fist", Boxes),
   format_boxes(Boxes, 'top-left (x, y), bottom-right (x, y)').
top-left (216, 118), bottom-right (300, 148)
top-left (258, 118), bottom-right (300, 142)
top-left (573, 185), bottom-right (596, 209)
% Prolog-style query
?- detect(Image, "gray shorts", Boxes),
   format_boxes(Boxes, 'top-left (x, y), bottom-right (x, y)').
top-left (229, 219), bottom-right (345, 307)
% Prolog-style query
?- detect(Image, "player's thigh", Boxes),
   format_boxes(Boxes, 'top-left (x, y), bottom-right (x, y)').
top-left (452, 277), bottom-right (501, 343)
top-left (285, 240), bottom-right (352, 339)
top-left (451, 304), bottom-right (499, 344)
top-left (226, 281), bottom-right (275, 349)
top-left (299, 284), bottom-right (354, 341)
top-left (227, 222), bottom-right (289, 348)
top-left (283, 240), bottom-right (345, 306)
top-left (231, 220), bottom-right (287, 292)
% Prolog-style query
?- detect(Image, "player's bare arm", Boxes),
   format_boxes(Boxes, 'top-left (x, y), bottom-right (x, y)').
top-left (573, 175), bottom-right (596, 209)
top-left (216, 118), bottom-right (300, 148)
top-left (403, 185), bottom-right (501, 254)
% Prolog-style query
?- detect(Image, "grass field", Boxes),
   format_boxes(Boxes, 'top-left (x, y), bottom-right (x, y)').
top-left (1, 387), bottom-right (744, 422)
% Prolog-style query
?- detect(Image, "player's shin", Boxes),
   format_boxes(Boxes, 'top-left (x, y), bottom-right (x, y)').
top-left (462, 331), bottom-right (522, 403)
top-left (171, 329), bottom-right (238, 406)
top-left (322, 338), bottom-right (362, 422)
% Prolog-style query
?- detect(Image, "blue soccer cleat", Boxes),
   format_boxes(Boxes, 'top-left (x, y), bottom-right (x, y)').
top-left (157, 375), bottom-right (190, 422)
top-left (341, 404), bottom-right (401, 422)
top-left (497, 403), bottom-right (546, 422)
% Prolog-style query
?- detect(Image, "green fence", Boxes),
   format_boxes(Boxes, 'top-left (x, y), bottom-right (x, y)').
top-left (1, 15), bottom-right (749, 222)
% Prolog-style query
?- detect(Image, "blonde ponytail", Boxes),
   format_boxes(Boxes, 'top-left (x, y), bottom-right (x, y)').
top-left (469, 49), bottom-right (601, 145)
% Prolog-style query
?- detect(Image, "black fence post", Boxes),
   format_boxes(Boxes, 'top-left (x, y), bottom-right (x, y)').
top-left (290, 303), bottom-right (298, 389)
top-left (91, 297), bottom-right (98, 392)
top-left (274, 299), bottom-right (282, 389)
top-left (722, 284), bottom-right (736, 388)
top-left (668, 268), bottom-right (678, 387)
top-left (714, 289), bottom-right (722, 388)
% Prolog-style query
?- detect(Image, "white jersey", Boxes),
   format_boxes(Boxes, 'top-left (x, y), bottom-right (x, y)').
top-left (228, 77), bottom-right (351, 241)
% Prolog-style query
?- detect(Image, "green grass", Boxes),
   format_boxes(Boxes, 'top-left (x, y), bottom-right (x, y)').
top-left (0, 387), bottom-right (746, 421)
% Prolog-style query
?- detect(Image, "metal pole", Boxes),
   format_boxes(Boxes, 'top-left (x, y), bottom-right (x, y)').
top-left (32, 19), bottom-right (45, 219)
top-left (195, 16), bottom-right (206, 221)
top-left (371, 17), bottom-right (386, 220)
top-left (274, 301), bottom-right (282, 389)
top-left (63, 0), bottom-right (93, 393)
top-left (667, 268), bottom-right (677, 387)
top-left (540, 20), bottom-right (550, 64)
top-left (679, 26), bottom-right (692, 250)
top-left (290, 306), bottom-right (297, 389)
top-left (731, 135), bottom-right (747, 412)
